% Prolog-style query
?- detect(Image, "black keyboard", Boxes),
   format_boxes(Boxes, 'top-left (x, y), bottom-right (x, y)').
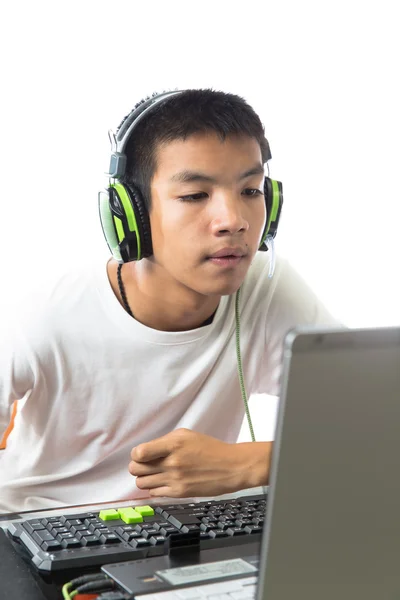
top-left (7, 494), bottom-right (266, 573)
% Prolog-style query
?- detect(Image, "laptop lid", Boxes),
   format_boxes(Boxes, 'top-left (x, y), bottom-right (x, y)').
top-left (258, 326), bottom-right (400, 600)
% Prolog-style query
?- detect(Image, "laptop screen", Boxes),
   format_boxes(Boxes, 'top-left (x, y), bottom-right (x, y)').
top-left (259, 326), bottom-right (400, 600)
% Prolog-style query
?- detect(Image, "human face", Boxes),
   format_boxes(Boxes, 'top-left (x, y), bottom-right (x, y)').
top-left (148, 132), bottom-right (266, 297)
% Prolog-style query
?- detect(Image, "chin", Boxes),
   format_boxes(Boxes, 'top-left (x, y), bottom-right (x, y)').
top-left (196, 278), bottom-right (244, 298)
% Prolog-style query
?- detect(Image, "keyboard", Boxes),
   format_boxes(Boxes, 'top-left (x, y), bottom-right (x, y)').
top-left (7, 494), bottom-right (266, 573)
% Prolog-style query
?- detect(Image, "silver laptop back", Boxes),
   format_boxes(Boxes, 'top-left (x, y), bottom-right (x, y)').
top-left (258, 326), bottom-right (400, 600)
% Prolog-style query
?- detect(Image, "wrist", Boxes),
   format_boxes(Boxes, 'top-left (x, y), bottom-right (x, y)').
top-left (234, 441), bottom-right (272, 490)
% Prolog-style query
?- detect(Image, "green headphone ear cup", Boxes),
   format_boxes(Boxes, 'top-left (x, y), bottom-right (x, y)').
top-left (110, 183), bottom-right (142, 260)
top-left (98, 191), bottom-right (122, 262)
top-left (259, 177), bottom-right (283, 250)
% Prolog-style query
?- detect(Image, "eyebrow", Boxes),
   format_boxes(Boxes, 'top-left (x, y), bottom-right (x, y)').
top-left (169, 164), bottom-right (265, 184)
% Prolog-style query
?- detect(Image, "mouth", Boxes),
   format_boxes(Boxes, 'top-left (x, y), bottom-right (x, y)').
top-left (206, 247), bottom-right (247, 268)
top-left (208, 255), bottom-right (244, 267)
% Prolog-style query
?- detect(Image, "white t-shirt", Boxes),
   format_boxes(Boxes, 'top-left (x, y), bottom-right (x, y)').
top-left (0, 253), bottom-right (337, 513)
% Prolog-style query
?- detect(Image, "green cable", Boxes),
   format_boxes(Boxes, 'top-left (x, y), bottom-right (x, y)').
top-left (62, 574), bottom-right (107, 599)
top-left (235, 288), bottom-right (256, 443)
top-left (61, 582), bottom-right (73, 600)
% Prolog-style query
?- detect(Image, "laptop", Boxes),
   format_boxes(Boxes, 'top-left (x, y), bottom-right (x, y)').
top-left (103, 325), bottom-right (400, 600)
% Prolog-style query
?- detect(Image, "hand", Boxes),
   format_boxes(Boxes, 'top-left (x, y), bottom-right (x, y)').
top-left (128, 428), bottom-right (271, 498)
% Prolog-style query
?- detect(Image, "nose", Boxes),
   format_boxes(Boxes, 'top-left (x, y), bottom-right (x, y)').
top-left (209, 192), bottom-right (249, 236)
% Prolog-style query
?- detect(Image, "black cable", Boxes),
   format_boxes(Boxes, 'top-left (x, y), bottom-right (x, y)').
top-left (75, 579), bottom-right (115, 594)
top-left (117, 263), bottom-right (134, 317)
top-left (69, 573), bottom-right (106, 588)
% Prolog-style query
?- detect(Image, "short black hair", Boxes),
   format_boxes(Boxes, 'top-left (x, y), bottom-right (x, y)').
top-left (117, 88), bottom-right (271, 210)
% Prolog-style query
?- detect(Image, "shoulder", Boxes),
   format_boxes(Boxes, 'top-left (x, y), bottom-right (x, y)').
top-left (9, 258), bottom-right (109, 347)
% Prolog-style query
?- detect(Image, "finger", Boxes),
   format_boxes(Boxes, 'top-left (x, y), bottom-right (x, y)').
top-left (147, 486), bottom-right (173, 498)
top-left (128, 460), bottom-right (163, 477)
top-left (131, 435), bottom-right (176, 462)
top-left (135, 473), bottom-right (168, 490)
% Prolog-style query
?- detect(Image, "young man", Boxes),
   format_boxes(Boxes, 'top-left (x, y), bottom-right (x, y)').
top-left (0, 89), bottom-right (337, 514)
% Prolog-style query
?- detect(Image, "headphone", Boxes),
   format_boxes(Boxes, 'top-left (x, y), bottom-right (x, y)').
top-left (98, 90), bottom-right (284, 264)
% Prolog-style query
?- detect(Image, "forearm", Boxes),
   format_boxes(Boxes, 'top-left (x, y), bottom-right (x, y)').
top-left (234, 441), bottom-right (273, 490)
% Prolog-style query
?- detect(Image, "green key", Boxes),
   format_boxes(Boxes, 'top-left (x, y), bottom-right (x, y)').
top-left (99, 509), bottom-right (120, 521)
top-left (134, 505), bottom-right (155, 516)
top-left (118, 507), bottom-right (143, 524)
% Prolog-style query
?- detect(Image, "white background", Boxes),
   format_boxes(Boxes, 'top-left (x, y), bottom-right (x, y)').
top-left (1, 0), bottom-right (399, 442)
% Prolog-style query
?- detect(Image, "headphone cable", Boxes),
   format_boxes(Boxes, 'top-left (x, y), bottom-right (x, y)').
top-left (235, 287), bottom-right (256, 442)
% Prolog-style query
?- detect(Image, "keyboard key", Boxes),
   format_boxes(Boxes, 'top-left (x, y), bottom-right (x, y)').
top-left (218, 521), bottom-right (235, 530)
top-left (139, 522), bottom-right (159, 530)
top-left (52, 527), bottom-right (70, 535)
top-left (76, 530), bottom-right (93, 539)
top-left (56, 533), bottom-right (75, 542)
top-left (159, 526), bottom-right (180, 536)
top-left (118, 508), bottom-right (143, 524)
top-left (90, 525), bottom-right (110, 535)
top-left (235, 517), bottom-right (252, 524)
top-left (84, 517), bottom-right (101, 527)
top-left (61, 518), bottom-right (84, 527)
top-left (181, 524), bottom-right (201, 533)
top-left (93, 527), bottom-right (112, 537)
top-left (41, 540), bottom-right (63, 552)
top-left (130, 536), bottom-right (151, 548)
top-left (80, 535), bottom-right (101, 546)
top-left (115, 525), bottom-right (135, 533)
top-left (149, 535), bottom-right (167, 545)
top-left (61, 538), bottom-right (81, 549)
top-left (154, 521), bottom-right (170, 529)
top-left (24, 522), bottom-right (46, 535)
top-left (168, 514), bottom-right (202, 528)
top-left (134, 505), bottom-right (155, 516)
top-left (33, 530), bottom-right (56, 544)
top-left (99, 509), bottom-right (120, 521)
top-left (44, 520), bottom-right (63, 529)
top-left (121, 531), bottom-right (142, 542)
top-left (244, 525), bottom-right (263, 534)
top-left (99, 533), bottom-right (121, 544)
top-left (41, 517), bottom-right (61, 524)
top-left (208, 530), bottom-right (229, 538)
top-left (141, 528), bottom-right (159, 539)
top-left (226, 528), bottom-right (247, 536)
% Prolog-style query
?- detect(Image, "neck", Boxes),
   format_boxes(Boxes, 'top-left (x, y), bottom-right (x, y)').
top-left (108, 259), bottom-right (220, 332)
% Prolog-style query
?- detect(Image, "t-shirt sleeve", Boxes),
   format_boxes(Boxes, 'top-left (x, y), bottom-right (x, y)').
top-left (260, 257), bottom-right (342, 397)
top-left (0, 316), bottom-right (35, 437)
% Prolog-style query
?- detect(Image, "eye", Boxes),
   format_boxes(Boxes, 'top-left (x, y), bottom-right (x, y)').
top-left (178, 192), bottom-right (208, 202)
top-left (243, 188), bottom-right (264, 197)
